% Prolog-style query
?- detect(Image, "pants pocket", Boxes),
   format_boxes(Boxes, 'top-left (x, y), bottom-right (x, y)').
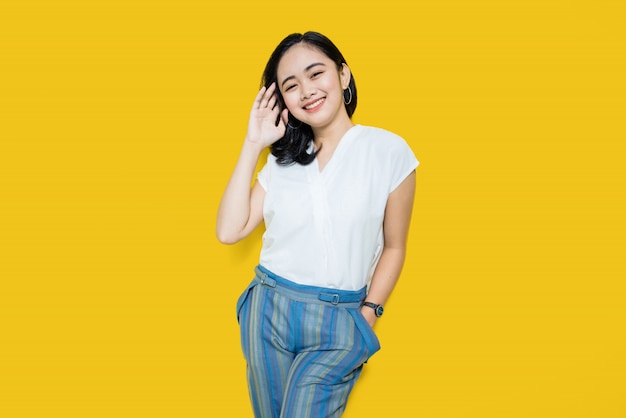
top-left (235, 280), bottom-right (258, 324)
top-left (347, 308), bottom-right (381, 358)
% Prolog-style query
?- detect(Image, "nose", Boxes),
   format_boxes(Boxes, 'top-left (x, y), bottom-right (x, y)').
top-left (300, 80), bottom-right (317, 100)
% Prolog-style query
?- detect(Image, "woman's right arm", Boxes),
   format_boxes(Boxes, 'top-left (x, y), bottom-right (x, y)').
top-left (216, 83), bottom-right (287, 244)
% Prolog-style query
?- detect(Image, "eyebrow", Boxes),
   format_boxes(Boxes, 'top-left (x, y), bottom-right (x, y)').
top-left (280, 62), bottom-right (326, 88)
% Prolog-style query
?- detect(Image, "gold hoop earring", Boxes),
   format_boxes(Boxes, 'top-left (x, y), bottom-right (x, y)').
top-left (343, 87), bottom-right (353, 105)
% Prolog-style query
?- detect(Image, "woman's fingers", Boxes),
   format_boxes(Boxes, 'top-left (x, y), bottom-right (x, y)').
top-left (281, 108), bottom-right (289, 126)
top-left (267, 94), bottom-right (278, 111)
top-left (265, 82), bottom-right (277, 97)
top-left (253, 83), bottom-right (281, 114)
top-left (259, 83), bottom-right (276, 108)
top-left (247, 83), bottom-right (287, 144)
top-left (252, 85), bottom-right (267, 109)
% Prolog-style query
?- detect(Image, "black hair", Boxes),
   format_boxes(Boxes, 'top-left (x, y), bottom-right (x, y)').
top-left (261, 31), bottom-right (357, 166)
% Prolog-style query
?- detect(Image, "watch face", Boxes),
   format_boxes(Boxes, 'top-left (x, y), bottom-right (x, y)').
top-left (375, 306), bottom-right (384, 317)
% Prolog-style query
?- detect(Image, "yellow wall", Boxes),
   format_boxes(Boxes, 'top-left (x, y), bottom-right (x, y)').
top-left (1, 0), bottom-right (625, 416)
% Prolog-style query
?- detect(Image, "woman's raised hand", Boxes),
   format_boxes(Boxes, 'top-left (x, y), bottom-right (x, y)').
top-left (246, 83), bottom-right (288, 149)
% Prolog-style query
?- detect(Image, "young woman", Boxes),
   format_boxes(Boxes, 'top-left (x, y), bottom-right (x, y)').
top-left (217, 32), bottom-right (419, 418)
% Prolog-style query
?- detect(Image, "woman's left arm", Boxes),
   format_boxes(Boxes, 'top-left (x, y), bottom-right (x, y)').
top-left (361, 170), bottom-right (416, 327)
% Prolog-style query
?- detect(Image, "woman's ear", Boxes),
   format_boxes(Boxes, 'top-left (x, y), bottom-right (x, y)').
top-left (340, 63), bottom-right (351, 89)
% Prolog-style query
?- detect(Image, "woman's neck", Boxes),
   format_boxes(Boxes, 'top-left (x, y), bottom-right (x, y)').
top-left (312, 114), bottom-right (354, 150)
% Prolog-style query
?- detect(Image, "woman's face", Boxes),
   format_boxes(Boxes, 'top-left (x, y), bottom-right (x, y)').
top-left (276, 44), bottom-right (351, 129)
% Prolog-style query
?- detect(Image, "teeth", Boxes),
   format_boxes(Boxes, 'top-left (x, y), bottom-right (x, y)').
top-left (305, 98), bottom-right (325, 109)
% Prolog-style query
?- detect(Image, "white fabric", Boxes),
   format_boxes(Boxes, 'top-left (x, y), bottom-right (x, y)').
top-left (257, 124), bottom-right (419, 290)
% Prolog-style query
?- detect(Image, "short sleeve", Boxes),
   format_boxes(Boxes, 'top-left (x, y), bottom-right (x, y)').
top-left (256, 154), bottom-right (272, 191)
top-left (388, 135), bottom-right (419, 193)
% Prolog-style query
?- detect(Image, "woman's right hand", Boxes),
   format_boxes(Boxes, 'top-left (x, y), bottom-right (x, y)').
top-left (217, 84), bottom-right (286, 244)
top-left (246, 82), bottom-right (288, 149)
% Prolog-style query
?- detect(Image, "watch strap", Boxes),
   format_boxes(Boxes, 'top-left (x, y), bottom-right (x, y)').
top-left (362, 301), bottom-right (384, 317)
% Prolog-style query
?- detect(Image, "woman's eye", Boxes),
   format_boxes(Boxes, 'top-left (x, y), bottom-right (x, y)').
top-left (312, 72), bottom-right (323, 78)
top-left (285, 84), bottom-right (296, 91)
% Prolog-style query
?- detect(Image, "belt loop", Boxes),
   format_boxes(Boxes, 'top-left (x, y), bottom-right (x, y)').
top-left (258, 273), bottom-right (276, 288)
top-left (319, 292), bottom-right (341, 305)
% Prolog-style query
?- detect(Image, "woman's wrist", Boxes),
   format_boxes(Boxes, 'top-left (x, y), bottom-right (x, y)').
top-left (243, 135), bottom-right (267, 154)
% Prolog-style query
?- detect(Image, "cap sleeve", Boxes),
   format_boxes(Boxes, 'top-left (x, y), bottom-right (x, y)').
top-left (389, 135), bottom-right (419, 193)
top-left (256, 153), bottom-right (273, 191)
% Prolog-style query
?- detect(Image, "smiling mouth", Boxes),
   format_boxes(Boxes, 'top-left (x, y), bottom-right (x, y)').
top-left (304, 98), bottom-right (325, 110)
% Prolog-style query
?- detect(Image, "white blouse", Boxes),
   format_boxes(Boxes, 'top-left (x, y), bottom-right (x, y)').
top-left (257, 124), bottom-right (419, 290)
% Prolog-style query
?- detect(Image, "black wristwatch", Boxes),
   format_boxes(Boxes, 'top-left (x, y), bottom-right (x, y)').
top-left (362, 301), bottom-right (384, 317)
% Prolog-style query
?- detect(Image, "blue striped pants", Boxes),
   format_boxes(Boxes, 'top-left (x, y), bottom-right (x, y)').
top-left (236, 265), bottom-right (381, 418)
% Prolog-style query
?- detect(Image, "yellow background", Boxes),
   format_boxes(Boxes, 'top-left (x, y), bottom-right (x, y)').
top-left (1, 0), bottom-right (625, 416)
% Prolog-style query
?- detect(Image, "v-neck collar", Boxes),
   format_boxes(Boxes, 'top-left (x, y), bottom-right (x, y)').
top-left (313, 124), bottom-right (361, 175)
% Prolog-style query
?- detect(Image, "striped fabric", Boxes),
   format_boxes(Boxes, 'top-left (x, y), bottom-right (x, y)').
top-left (236, 265), bottom-right (381, 418)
